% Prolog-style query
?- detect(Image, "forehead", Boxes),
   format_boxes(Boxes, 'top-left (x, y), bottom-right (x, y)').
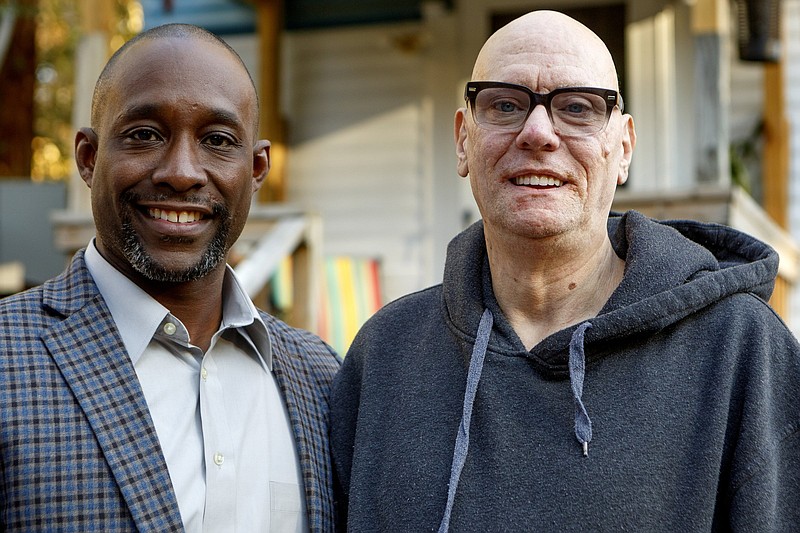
top-left (100, 37), bottom-right (257, 130)
top-left (474, 16), bottom-right (618, 91)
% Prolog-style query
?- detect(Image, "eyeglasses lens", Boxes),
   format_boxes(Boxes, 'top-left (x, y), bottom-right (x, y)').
top-left (473, 88), bottom-right (610, 136)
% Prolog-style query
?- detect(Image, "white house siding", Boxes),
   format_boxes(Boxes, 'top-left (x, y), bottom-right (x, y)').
top-left (283, 22), bottom-right (433, 304)
top-left (786, 0), bottom-right (800, 332)
top-left (626, 4), bottom-right (685, 191)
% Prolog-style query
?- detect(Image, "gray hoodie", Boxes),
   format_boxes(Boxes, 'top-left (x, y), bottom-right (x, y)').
top-left (331, 210), bottom-right (800, 532)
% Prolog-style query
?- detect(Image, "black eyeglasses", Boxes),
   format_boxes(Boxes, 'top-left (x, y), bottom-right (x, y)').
top-left (464, 81), bottom-right (624, 137)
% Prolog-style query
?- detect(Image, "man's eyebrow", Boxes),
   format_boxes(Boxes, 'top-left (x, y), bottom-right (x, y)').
top-left (207, 108), bottom-right (247, 131)
top-left (114, 103), bottom-right (160, 124)
top-left (114, 104), bottom-right (247, 131)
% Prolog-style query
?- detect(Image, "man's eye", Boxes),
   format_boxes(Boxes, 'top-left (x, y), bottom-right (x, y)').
top-left (204, 133), bottom-right (235, 147)
top-left (554, 95), bottom-right (601, 117)
top-left (496, 100), bottom-right (522, 113)
top-left (129, 129), bottom-right (159, 142)
top-left (564, 102), bottom-right (590, 114)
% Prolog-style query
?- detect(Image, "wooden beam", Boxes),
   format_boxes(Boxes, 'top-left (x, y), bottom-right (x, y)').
top-left (691, 0), bottom-right (726, 33)
top-left (256, 0), bottom-right (286, 203)
top-left (762, 60), bottom-right (789, 229)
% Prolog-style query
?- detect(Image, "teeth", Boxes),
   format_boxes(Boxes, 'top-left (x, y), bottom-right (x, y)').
top-left (149, 208), bottom-right (202, 223)
top-left (514, 175), bottom-right (563, 187)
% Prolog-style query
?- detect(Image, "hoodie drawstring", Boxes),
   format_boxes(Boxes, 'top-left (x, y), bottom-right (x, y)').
top-left (438, 308), bottom-right (493, 533)
top-left (438, 313), bottom-right (594, 532)
top-left (569, 321), bottom-right (593, 457)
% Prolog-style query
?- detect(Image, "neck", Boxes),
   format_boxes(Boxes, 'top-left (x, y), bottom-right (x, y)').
top-left (486, 227), bottom-right (624, 350)
top-left (142, 267), bottom-right (227, 352)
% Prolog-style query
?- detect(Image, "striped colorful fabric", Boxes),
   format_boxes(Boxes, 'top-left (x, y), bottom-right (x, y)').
top-left (318, 256), bottom-right (382, 355)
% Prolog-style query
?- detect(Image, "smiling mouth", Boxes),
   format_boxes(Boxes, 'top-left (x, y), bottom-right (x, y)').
top-left (148, 207), bottom-right (204, 223)
top-left (513, 175), bottom-right (563, 187)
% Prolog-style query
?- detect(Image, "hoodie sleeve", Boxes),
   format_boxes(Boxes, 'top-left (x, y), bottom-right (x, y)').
top-left (719, 302), bottom-right (800, 531)
top-left (727, 429), bottom-right (800, 531)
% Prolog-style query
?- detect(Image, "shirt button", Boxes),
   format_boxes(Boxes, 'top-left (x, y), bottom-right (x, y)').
top-left (201, 367), bottom-right (208, 380)
top-left (163, 322), bottom-right (177, 335)
top-left (213, 452), bottom-right (225, 466)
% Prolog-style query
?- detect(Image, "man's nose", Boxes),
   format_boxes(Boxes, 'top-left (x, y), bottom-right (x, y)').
top-left (151, 136), bottom-right (208, 191)
top-left (515, 104), bottom-right (560, 149)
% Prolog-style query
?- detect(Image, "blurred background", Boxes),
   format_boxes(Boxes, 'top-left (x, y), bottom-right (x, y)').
top-left (1, 0), bottom-right (799, 353)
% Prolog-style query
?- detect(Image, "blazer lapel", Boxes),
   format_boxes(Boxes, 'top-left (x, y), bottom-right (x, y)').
top-left (42, 254), bottom-right (184, 532)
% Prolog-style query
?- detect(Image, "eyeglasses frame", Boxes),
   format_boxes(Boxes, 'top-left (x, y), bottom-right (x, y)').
top-left (464, 81), bottom-right (624, 135)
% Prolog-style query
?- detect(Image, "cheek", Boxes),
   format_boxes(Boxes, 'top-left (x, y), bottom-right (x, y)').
top-left (465, 126), bottom-right (509, 164)
top-left (220, 171), bottom-right (257, 209)
top-left (95, 154), bottom-right (152, 190)
top-left (480, 134), bottom-right (513, 164)
top-left (571, 137), bottom-right (617, 181)
top-left (597, 124), bottom-right (626, 163)
top-left (87, 162), bottom-right (118, 201)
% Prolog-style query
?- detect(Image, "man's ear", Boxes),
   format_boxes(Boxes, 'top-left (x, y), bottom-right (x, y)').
top-left (252, 140), bottom-right (271, 193)
top-left (617, 114), bottom-right (636, 186)
top-left (75, 127), bottom-right (98, 188)
top-left (454, 108), bottom-right (470, 178)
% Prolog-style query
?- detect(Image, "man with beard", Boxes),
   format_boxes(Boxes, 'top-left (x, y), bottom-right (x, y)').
top-left (331, 10), bottom-right (800, 532)
top-left (0, 24), bottom-right (340, 532)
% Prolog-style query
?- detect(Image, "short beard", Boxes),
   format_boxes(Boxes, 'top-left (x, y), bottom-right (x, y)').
top-left (118, 191), bottom-right (231, 283)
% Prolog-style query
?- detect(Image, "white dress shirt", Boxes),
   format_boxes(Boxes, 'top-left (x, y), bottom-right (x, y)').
top-left (84, 241), bottom-right (307, 532)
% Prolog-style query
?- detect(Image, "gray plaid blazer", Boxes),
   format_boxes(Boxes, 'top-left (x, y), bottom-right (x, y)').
top-left (0, 250), bottom-right (340, 532)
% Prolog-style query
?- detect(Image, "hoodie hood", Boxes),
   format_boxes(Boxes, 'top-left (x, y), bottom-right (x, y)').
top-left (441, 210), bottom-right (779, 377)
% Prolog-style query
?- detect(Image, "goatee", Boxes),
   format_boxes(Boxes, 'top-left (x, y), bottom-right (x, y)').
top-left (118, 191), bottom-right (231, 283)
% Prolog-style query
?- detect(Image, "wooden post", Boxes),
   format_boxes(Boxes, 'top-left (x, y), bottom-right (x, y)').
top-left (760, 19), bottom-right (789, 316)
top-left (761, 63), bottom-right (789, 229)
top-left (256, 0), bottom-right (286, 203)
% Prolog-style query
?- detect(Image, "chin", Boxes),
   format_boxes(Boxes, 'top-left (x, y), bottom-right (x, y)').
top-left (140, 256), bottom-right (221, 283)
top-left (122, 227), bottom-right (230, 284)
top-left (496, 211), bottom-right (575, 239)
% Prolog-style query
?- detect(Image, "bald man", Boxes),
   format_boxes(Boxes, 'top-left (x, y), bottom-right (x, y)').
top-left (331, 11), bottom-right (800, 531)
top-left (1, 24), bottom-right (339, 532)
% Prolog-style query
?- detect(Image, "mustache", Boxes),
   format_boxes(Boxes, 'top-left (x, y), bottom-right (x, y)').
top-left (119, 190), bottom-right (227, 217)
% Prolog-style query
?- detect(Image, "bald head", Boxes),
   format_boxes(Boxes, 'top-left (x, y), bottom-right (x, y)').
top-left (472, 10), bottom-right (619, 92)
top-left (91, 23), bottom-right (258, 130)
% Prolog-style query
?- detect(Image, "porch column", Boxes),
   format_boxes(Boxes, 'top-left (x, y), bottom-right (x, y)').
top-left (69, 0), bottom-right (112, 212)
top-left (692, 0), bottom-right (731, 186)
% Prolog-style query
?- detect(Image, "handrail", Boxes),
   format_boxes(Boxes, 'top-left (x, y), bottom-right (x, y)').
top-left (235, 216), bottom-right (307, 297)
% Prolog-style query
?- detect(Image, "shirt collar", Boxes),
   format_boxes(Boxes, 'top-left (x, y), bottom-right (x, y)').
top-left (84, 241), bottom-right (272, 369)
